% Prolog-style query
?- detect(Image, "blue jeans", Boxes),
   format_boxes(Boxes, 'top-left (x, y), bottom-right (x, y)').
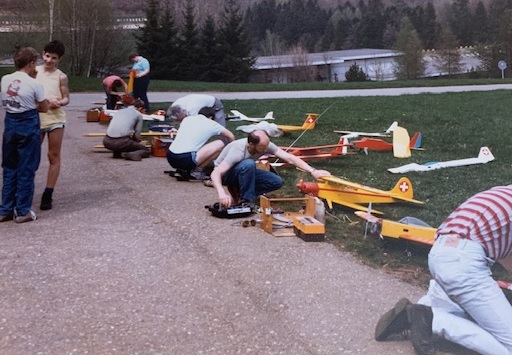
top-left (428, 235), bottom-right (512, 354)
top-left (133, 75), bottom-right (150, 112)
top-left (1, 110), bottom-right (41, 216)
top-left (221, 159), bottom-right (283, 202)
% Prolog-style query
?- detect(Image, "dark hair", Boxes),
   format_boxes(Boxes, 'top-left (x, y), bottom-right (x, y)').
top-left (14, 47), bottom-right (39, 69)
top-left (44, 40), bottom-right (65, 57)
top-left (128, 53), bottom-right (138, 60)
top-left (132, 99), bottom-right (145, 108)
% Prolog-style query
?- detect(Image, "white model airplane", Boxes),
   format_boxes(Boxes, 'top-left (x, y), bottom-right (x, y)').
top-left (388, 147), bottom-right (495, 174)
top-left (230, 110), bottom-right (274, 122)
top-left (334, 121), bottom-right (398, 139)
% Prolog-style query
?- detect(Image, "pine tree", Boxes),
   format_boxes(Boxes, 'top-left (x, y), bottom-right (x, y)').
top-left (198, 15), bottom-right (222, 82)
top-left (345, 63), bottom-right (369, 82)
top-left (432, 25), bottom-right (462, 77)
top-left (217, 0), bottom-right (255, 82)
top-left (152, 6), bottom-right (179, 79)
top-left (393, 17), bottom-right (425, 80)
top-left (176, 2), bottom-right (201, 81)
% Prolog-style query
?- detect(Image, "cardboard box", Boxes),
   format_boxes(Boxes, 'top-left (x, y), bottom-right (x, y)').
top-left (151, 137), bottom-right (173, 157)
top-left (86, 109), bottom-right (100, 122)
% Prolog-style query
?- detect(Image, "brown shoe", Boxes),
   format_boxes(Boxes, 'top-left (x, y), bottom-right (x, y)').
top-left (0, 213), bottom-right (14, 222)
top-left (121, 151), bottom-right (143, 161)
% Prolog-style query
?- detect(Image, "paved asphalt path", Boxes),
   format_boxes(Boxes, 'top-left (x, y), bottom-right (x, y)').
top-left (3, 86), bottom-right (506, 354)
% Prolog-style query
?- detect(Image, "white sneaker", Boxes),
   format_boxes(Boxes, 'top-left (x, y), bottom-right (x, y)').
top-left (15, 210), bottom-right (37, 223)
top-left (190, 169), bottom-right (210, 181)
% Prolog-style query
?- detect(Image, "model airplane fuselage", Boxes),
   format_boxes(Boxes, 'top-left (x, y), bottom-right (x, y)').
top-left (276, 113), bottom-right (319, 133)
top-left (297, 176), bottom-right (425, 214)
top-left (263, 136), bottom-right (351, 166)
top-left (352, 132), bottom-right (422, 151)
top-left (355, 211), bottom-right (435, 245)
top-left (230, 110), bottom-right (274, 122)
top-left (388, 147), bottom-right (494, 173)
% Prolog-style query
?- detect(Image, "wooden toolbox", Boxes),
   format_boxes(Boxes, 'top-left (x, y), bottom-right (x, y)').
top-left (86, 109), bottom-right (100, 122)
top-left (151, 137), bottom-right (174, 157)
top-left (259, 195), bottom-right (325, 241)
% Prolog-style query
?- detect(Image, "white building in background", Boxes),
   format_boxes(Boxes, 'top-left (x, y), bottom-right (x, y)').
top-left (250, 48), bottom-right (482, 83)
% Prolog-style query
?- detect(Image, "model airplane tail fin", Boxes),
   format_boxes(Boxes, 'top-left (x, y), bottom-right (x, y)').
top-left (410, 132), bottom-right (422, 149)
top-left (301, 113), bottom-right (319, 129)
top-left (264, 111), bottom-right (274, 120)
top-left (385, 121), bottom-right (398, 133)
top-left (393, 126), bottom-right (411, 158)
top-left (333, 136), bottom-right (349, 155)
top-left (390, 177), bottom-right (414, 200)
top-left (478, 146), bottom-right (494, 162)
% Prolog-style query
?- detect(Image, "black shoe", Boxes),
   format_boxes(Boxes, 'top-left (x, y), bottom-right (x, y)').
top-left (175, 168), bottom-right (191, 181)
top-left (40, 193), bottom-right (53, 210)
top-left (406, 304), bottom-right (435, 355)
top-left (375, 298), bottom-right (412, 341)
top-left (113, 151), bottom-right (123, 159)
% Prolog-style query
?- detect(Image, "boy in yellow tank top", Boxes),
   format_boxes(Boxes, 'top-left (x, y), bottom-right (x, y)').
top-left (36, 40), bottom-right (69, 210)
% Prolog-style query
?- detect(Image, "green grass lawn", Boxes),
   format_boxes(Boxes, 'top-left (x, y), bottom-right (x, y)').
top-left (3, 63), bottom-right (510, 287)
top-left (179, 91), bottom-right (512, 288)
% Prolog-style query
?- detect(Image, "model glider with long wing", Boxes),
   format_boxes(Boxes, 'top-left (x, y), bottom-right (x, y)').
top-left (230, 110), bottom-right (274, 122)
top-left (297, 175), bottom-right (425, 214)
top-left (388, 147), bottom-right (494, 174)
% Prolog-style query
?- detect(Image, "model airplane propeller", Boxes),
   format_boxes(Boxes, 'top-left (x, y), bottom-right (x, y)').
top-left (297, 175), bottom-right (425, 214)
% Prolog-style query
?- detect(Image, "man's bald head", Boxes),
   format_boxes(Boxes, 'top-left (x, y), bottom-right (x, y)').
top-left (248, 130), bottom-right (270, 155)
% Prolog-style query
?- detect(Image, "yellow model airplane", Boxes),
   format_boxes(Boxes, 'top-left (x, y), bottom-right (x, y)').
top-left (296, 176), bottom-right (425, 214)
top-left (354, 211), bottom-right (435, 245)
top-left (276, 113), bottom-right (319, 133)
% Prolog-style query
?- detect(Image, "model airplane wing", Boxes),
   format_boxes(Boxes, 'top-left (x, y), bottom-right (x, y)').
top-left (103, 109), bottom-right (165, 121)
top-left (230, 110), bottom-right (274, 122)
top-left (334, 121), bottom-right (398, 138)
top-left (236, 121), bottom-right (283, 137)
top-left (319, 176), bottom-right (425, 205)
top-left (388, 147), bottom-right (495, 174)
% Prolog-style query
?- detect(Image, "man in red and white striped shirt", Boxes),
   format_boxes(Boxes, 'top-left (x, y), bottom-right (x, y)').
top-left (424, 185), bottom-right (512, 354)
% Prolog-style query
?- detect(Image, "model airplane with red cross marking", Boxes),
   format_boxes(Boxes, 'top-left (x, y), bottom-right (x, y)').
top-left (296, 176), bottom-right (425, 214)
